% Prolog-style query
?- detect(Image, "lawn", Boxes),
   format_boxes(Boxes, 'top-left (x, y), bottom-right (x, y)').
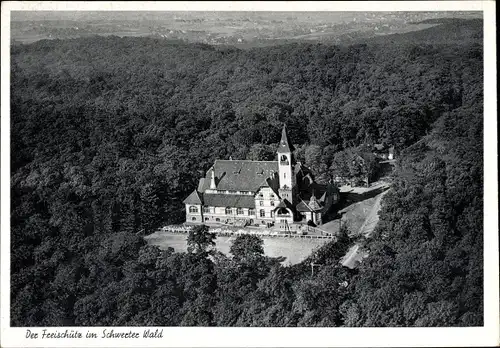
top-left (145, 231), bottom-right (329, 265)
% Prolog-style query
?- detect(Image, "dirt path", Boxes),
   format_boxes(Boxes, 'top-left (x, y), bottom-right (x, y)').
top-left (341, 189), bottom-right (389, 268)
top-left (357, 189), bottom-right (387, 237)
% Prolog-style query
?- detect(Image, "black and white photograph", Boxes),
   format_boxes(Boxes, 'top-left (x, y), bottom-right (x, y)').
top-left (1, 1), bottom-right (498, 347)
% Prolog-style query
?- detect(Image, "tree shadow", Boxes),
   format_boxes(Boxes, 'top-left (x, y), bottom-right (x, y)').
top-left (342, 185), bottom-right (390, 207)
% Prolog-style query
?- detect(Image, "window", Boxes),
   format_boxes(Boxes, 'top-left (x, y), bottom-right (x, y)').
top-left (284, 173), bottom-right (287, 179)
top-left (248, 208), bottom-right (255, 216)
top-left (192, 217), bottom-right (196, 221)
top-left (189, 206), bottom-right (198, 213)
top-left (225, 207), bottom-right (232, 215)
top-left (216, 218), bottom-right (220, 222)
top-left (204, 217), bottom-right (209, 221)
top-left (237, 208), bottom-right (243, 215)
top-left (260, 209), bottom-right (265, 217)
top-left (277, 208), bottom-right (289, 216)
top-left (259, 193), bottom-right (263, 198)
top-left (259, 201), bottom-right (264, 206)
top-left (270, 193), bottom-right (274, 198)
top-left (271, 201), bottom-right (275, 206)
top-left (203, 207), bottom-right (210, 213)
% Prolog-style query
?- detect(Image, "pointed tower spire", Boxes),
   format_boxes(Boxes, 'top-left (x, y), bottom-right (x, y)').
top-left (277, 123), bottom-right (296, 205)
top-left (308, 190), bottom-right (322, 211)
top-left (277, 124), bottom-right (295, 153)
top-left (310, 190), bottom-right (317, 204)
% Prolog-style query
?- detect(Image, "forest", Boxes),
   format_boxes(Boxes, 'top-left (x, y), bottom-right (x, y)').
top-left (10, 19), bottom-right (483, 326)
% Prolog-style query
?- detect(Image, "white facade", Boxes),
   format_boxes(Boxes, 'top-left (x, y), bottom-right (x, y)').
top-left (254, 187), bottom-right (281, 223)
top-left (278, 153), bottom-right (294, 190)
top-left (202, 206), bottom-right (257, 224)
top-left (185, 203), bottom-right (202, 222)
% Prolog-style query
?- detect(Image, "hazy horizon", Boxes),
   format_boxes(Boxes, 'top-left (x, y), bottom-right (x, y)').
top-left (12, 10), bottom-right (482, 22)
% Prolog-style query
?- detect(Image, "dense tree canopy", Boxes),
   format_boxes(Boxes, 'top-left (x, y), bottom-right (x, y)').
top-left (10, 26), bottom-right (483, 327)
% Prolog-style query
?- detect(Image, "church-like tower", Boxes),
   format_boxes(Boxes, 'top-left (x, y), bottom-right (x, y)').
top-left (277, 124), bottom-right (296, 204)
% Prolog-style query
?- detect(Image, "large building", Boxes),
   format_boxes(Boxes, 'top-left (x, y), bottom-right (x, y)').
top-left (183, 125), bottom-right (340, 231)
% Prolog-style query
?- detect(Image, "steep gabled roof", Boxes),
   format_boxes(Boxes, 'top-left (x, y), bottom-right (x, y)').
top-left (319, 191), bottom-right (327, 203)
top-left (183, 190), bottom-right (203, 205)
top-left (200, 160), bottom-right (279, 192)
top-left (296, 198), bottom-right (323, 212)
top-left (203, 194), bottom-right (255, 208)
top-left (299, 182), bottom-right (339, 202)
top-left (276, 200), bottom-right (288, 208)
top-left (258, 178), bottom-right (270, 188)
top-left (296, 200), bottom-right (314, 212)
top-left (295, 162), bottom-right (314, 182)
top-left (308, 195), bottom-right (322, 210)
top-left (277, 124), bottom-right (295, 153)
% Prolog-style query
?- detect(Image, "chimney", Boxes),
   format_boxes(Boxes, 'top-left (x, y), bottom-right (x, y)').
top-left (210, 168), bottom-right (217, 189)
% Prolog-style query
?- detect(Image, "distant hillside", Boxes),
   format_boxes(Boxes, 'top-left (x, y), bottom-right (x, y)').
top-left (409, 17), bottom-right (482, 25)
top-left (359, 18), bottom-right (482, 44)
